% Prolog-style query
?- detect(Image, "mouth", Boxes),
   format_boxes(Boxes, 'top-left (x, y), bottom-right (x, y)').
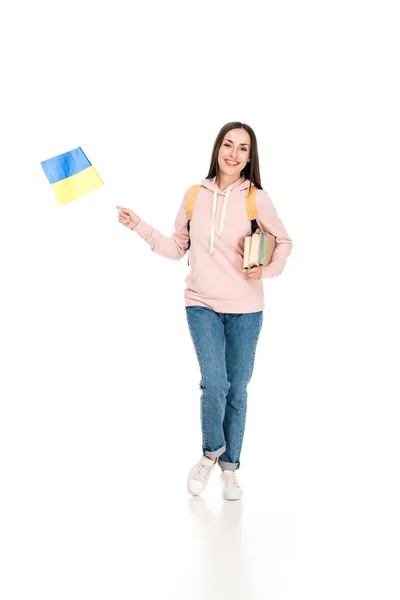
top-left (224, 159), bottom-right (240, 167)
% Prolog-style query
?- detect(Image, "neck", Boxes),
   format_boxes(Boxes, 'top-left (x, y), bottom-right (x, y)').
top-left (216, 173), bottom-right (242, 192)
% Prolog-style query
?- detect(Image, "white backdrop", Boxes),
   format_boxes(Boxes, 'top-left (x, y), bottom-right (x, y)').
top-left (1, 1), bottom-right (399, 599)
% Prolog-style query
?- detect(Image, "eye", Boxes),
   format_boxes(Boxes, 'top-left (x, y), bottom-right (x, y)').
top-left (223, 143), bottom-right (231, 147)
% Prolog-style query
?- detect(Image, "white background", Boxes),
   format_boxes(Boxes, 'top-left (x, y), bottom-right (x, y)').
top-left (1, 1), bottom-right (399, 598)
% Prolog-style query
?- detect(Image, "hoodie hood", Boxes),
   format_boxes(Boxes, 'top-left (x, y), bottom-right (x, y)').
top-left (200, 176), bottom-right (251, 253)
top-left (200, 175), bottom-right (251, 194)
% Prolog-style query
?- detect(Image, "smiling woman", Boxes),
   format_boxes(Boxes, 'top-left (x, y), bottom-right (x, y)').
top-left (207, 122), bottom-right (262, 192)
top-left (220, 132), bottom-right (250, 171)
top-left (116, 121), bottom-right (293, 501)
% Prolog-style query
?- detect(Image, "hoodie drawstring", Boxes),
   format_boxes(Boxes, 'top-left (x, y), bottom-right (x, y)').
top-left (210, 185), bottom-right (231, 254)
top-left (210, 190), bottom-right (217, 254)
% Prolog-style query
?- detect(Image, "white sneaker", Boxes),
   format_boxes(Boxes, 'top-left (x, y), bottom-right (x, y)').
top-left (187, 455), bottom-right (216, 496)
top-left (221, 469), bottom-right (243, 501)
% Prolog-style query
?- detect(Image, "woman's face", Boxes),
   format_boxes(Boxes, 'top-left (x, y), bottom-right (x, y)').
top-left (217, 128), bottom-right (251, 179)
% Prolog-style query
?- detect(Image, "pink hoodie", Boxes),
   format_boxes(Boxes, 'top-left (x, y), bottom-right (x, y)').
top-left (131, 176), bottom-right (293, 313)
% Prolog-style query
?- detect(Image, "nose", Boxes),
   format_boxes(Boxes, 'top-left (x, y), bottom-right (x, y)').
top-left (229, 148), bottom-right (239, 160)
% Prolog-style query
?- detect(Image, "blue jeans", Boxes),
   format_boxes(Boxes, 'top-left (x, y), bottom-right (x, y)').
top-left (185, 306), bottom-right (263, 471)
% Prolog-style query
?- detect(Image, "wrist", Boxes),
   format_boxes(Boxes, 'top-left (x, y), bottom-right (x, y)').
top-left (130, 219), bottom-right (140, 230)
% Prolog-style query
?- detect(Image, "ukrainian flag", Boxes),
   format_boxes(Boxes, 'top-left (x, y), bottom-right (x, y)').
top-left (41, 147), bottom-right (104, 205)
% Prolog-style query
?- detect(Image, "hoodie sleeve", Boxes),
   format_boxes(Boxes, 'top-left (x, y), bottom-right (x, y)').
top-left (130, 189), bottom-right (190, 261)
top-left (255, 189), bottom-right (293, 278)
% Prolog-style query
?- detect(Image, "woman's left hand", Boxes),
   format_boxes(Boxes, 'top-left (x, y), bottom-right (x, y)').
top-left (243, 265), bottom-right (263, 280)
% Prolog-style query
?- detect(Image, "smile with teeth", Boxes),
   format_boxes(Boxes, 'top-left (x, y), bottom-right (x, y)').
top-left (225, 159), bottom-right (240, 166)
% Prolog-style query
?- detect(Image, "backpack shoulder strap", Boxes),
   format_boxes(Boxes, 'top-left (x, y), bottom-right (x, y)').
top-left (186, 184), bottom-right (202, 221)
top-left (245, 185), bottom-right (257, 221)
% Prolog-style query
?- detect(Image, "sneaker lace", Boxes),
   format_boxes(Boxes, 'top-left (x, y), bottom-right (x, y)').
top-left (222, 471), bottom-right (239, 487)
top-left (193, 462), bottom-right (213, 483)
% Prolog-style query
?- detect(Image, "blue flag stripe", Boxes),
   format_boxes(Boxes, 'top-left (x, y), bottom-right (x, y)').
top-left (41, 147), bottom-right (91, 184)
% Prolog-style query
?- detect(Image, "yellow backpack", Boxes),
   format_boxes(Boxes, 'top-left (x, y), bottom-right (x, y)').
top-left (185, 184), bottom-right (259, 264)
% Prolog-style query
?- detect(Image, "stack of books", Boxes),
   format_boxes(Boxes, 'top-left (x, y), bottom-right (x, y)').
top-left (243, 231), bottom-right (276, 270)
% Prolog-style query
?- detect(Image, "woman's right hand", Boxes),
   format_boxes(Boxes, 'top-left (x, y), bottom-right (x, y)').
top-left (116, 206), bottom-right (140, 230)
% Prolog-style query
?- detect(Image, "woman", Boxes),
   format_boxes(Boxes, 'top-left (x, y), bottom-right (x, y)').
top-left (116, 122), bottom-right (293, 501)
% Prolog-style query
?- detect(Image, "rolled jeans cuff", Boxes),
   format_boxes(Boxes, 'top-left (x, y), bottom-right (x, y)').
top-left (203, 443), bottom-right (226, 459)
top-left (218, 459), bottom-right (240, 471)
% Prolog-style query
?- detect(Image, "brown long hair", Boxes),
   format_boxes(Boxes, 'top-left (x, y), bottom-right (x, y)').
top-left (205, 122), bottom-right (263, 189)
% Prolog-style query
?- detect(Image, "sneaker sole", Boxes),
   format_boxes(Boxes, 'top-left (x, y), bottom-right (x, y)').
top-left (223, 492), bottom-right (243, 501)
top-left (222, 485), bottom-right (243, 501)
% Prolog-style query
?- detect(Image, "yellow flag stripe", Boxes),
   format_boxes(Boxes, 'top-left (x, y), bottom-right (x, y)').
top-left (51, 166), bottom-right (104, 205)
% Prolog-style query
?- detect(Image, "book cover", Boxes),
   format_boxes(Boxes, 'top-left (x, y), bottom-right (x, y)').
top-left (243, 236), bottom-right (252, 269)
top-left (259, 232), bottom-right (266, 265)
top-left (249, 232), bottom-right (261, 268)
